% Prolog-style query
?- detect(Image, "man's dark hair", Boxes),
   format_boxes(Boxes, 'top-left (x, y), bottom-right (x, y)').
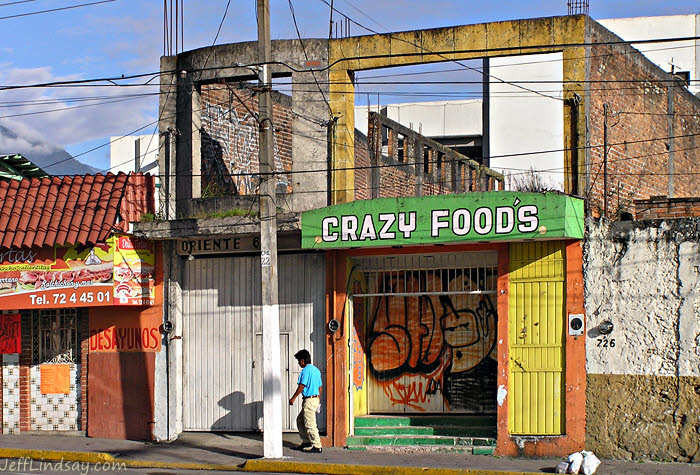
top-left (294, 349), bottom-right (311, 364)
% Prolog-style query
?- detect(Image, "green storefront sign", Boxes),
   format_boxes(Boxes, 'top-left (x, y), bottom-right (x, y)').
top-left (301, 192), bottom-right (584, 249)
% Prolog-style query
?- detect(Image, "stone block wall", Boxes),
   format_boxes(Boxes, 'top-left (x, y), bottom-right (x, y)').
top-left (584, 218), bottom-right (700, 462)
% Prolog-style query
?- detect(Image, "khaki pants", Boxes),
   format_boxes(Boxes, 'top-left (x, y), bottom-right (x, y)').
top-left (297, 397), bottom-right (321, 448)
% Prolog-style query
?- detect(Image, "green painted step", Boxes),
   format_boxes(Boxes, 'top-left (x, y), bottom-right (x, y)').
top-left (345, 439), bottom-right (495, 455)
top-left (354, 415), bottom-right (496, 428)
top-left (355, 426), bottom-right (433, 436)
top-left (346, 435), bottom-right (496, 447)
top-left (352, 445), bottom-right (491, 455)
top-left (354, 426), bottom-right (497, 438)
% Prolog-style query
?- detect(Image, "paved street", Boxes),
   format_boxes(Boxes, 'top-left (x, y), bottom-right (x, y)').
top-left (0, 458), bottom-right (274, 475)
top-left (0, 433), bottom-right (698, 475)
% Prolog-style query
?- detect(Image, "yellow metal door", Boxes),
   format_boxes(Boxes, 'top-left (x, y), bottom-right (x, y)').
top-left (508, 242), bottom-right (565, 435)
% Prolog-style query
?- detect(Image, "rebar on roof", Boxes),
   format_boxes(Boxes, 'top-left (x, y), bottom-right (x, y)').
top-left (567, 0), bottom-right (589, 15)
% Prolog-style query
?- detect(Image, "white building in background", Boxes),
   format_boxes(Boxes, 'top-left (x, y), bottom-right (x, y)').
top-left (354, 14), bottom-right (699, 192)
top-left (354, 52), bottom-right (565, 190)
top-left (599, 14), bottom-right (700, 97)
top-left (488, 52), bottom-right (565, 190)
top-left (109, 134), bottom-right (159, 176)
top-left (354, 99), bottom-right (483, 138)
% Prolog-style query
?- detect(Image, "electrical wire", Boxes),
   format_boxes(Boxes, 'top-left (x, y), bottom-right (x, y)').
top-left (1, 33), bottom-right (699, 92)
top-left (0, 0), bottom-right (45, 7)
top-left (316, 0), bottom-right (564, 103)
top-left (0, 94), bottom-right (150, 119)
top-left (288, 0), bottom-right (331, 113)
top-left (0, 0), bottom-right (117, 21)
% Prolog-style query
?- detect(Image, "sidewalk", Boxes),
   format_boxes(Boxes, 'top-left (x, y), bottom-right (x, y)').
top-left (0, 432), bottom-right (697, 474)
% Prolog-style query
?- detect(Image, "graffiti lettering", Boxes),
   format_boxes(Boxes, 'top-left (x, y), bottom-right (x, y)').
top-left (363, 270), bottom-right (497, 412)
top-left (201, 102), bottom-right (290, 195)
top-left (382, 380), bottom-right (433, 411)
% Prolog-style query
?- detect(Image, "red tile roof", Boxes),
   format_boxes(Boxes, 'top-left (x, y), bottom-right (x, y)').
top-left (0, 173), bottom-right (155, 249)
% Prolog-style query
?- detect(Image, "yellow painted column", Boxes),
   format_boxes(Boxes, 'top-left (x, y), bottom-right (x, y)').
top-left (329, 69), bottom-right (355, 205)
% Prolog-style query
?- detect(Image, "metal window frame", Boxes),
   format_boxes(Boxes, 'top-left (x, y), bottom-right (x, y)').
top-left (351, 252), bottom-right (498, 297)
top-left (32, 308), bottom-right (82, 365)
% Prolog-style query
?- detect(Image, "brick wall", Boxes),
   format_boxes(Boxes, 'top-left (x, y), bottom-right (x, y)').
top-left (354, 130), bottom-right (460, 199)
top-left (354, 131), bottom-right (371, 200)
top-left (634, 196), bottom-right (700, 220)
top-left (200, 83), bottom-right (293, 196)
top-left (587, 23), bottom-right (700, 218)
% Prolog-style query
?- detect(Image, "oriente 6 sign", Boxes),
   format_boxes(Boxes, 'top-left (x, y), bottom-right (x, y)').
top-left (301, 192), bottom-right (583, 249)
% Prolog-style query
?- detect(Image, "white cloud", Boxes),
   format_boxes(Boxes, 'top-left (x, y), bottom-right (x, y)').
top-left (0, 66), bottom-right (157, 154)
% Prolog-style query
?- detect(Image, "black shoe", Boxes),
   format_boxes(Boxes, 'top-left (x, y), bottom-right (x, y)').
top-left (297, 442), bottom-right (312, 450)
top-left (303, 446), bottom-right (322, 453)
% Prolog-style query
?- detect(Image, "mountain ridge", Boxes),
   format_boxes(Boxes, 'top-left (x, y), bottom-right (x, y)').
top-left (0, 124), bottom-right (99, 176)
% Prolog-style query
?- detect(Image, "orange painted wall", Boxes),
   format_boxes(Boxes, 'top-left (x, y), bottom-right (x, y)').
top-left (321, 250), bottom-right (349, 448)
top-left (86, 242), bottom-right (164, 440)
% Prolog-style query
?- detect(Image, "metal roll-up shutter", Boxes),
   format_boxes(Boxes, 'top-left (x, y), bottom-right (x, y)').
top-left (182, 253), bottom-right (326, 431)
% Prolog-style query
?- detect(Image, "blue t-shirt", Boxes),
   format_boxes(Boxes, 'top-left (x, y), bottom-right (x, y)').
top-left (298, 364), bottom-right (322, 397)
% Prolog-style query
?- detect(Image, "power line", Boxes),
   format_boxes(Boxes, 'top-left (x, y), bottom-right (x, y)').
top-left (1, 33), bottom-right (699, 92)
top-left (0, 0), bottom-right (117, 21)
top-left (9, 74), bottom-right (698, 175)
top-left (316, 0), bottom-right (564, 103)
top-left (41, 118), bottom-right (160, 171)
top-left (0, 92), bottom-right (156, 108)
top-left (287, 0), bottom-right (330, 113)
top-left (0, 94), bottom-right (151, 119)
top-left (356, 43), bottom-right (699, 80)
top-left (101, 108), bottom-right (700, 179)
top-left (0, 0), bottom-right (43, 7)
top-left (202, 0), bottom-right (231, 70)
top-left (145, 0), bottom-right (233, 180)
top-left (38, 137), bottom-right (699, 217)
top-left (93, 72), bottom-right (700, 179)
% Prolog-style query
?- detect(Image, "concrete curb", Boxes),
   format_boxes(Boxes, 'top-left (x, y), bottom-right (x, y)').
top-left (0, 448), bottom-right (244, 472)
top-left (0, 448), bottom-right (114, 465)
top-left (242, 459), bottom-right (539, 475)
top-left (0, 448), bottom-right (541, 474)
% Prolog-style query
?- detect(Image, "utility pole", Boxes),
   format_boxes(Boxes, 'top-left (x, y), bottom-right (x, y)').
top-left (257, 0), bottom-right (283, 459)
top-left (603, 103), bottom-right (609, 218)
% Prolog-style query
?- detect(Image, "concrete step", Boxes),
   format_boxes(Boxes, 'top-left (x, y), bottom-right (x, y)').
top-left (347, 444), bottom-right (495, 455)
top-left (354, 425), bottom-right (497, 438)
top-left (353, 415), bottom-right (497, 428)
top-left (345, 435), bottom-right (496, 448)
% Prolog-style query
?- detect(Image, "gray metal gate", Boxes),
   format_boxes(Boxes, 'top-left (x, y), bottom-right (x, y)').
top-left (182, 253), bottom-right (326, 431)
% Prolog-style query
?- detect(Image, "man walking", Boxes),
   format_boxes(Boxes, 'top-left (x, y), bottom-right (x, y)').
top-left (289, 349), bottom-right (323, 453)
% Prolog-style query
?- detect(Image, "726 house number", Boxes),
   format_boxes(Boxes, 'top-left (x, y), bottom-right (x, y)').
top-left (597, 337), bottom-right (616, 348)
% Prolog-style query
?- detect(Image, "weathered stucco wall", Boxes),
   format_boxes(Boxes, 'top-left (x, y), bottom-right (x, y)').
top-left (584, 218), bottom-right (700, 462)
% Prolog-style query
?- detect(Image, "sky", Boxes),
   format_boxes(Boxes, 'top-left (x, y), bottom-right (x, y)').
top-left (0, 0), bottom-right (697, 171)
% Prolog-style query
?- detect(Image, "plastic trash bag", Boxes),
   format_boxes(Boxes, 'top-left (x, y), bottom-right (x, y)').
top-left (555, 460), bottom-right (570, 474)
top-left (567, 452), bottom-right (583, 474)
top-left (581, 451), bottom-right (601, 475)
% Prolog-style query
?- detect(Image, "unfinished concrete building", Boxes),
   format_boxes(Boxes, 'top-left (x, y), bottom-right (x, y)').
top-left (134, 14), bottom-right (700, 460)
